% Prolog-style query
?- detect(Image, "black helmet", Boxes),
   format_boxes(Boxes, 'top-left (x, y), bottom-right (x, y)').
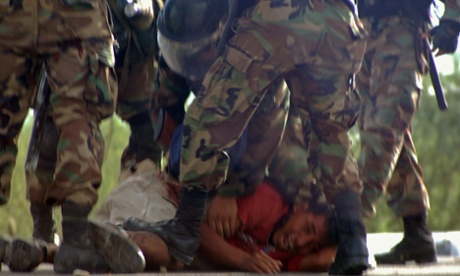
top-left (157, 0), bottom-right (231, 81)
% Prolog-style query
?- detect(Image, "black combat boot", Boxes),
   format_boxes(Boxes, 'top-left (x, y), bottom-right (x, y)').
top-left (374, 212), bottom-right (437, 264)
top-left (328, 190), bottom-right (369, 275)
top-left (123, 188), bottom-right (207, 265)
top-left (0, 236), bottom-right (57, 272)
top-left (54, 202), bottom-right (109, 274)
top-left (30, 203), bottom-right (55, 244)
top-left (54, 201), bottom-right (145, 273)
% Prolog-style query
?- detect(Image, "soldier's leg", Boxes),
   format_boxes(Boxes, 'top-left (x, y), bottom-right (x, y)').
top-left (386, 131), bottom-right (429, 216)
top-left (357, 18), bottom-right (435, 264)
top-left (218, 78), bottom-right (290, 197)
top-left (26, 114), bottom-right (59, 244)
top-left (0, 48), bottom-right (39, 205)
top-left (117, 60), bottom-right (163, 167)
top-left (124, 51), bottom-right (283, 264)
top-left (375, 130), bottom-right (435, 264)
top-left (126, 2), bottom-right (369, 274)
top-left (205, 79), bottom-right (289, 238)
top-left (44, 41), bottom-right (145, 273)
top-left (273, 1), bottom-right (367, 271)
top-left (357, 19), bottom-right (421, 218)
top-left (124, 22), bottom-right (302, 265)
top-left (268, 106), bottom-right (318, 204)
top-left (0, 48), bottom-right (41, 272)
top-left (293, 68), bottom-right (367, 275)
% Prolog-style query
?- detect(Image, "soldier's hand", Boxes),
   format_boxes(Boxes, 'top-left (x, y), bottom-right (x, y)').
top-left (425, 20), bottom-right (460, 56)
top-left (206, 195), bottom-right (238, 238)
top-left (238, 250), bottom-right (282, 273)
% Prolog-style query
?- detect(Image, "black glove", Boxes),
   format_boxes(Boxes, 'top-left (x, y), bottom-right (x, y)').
top-left (430, 20), bottom-right (460, 54)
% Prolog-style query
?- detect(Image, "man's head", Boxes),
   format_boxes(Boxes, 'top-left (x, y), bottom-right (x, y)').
top-left (271, 204), bottom-right (334, 255)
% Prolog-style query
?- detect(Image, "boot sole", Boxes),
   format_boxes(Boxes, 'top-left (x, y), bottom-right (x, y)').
top-left (88, 221), bottom-right (146, 273)
top-left (375, 250), bottom-right (437, 265)
top-left (5, 239), bottom-right (43, 272)
top-left (329, 256), bottom-right (369, 275)
top-left (342, 263), bottom-right (369, 275)
top-left (375, 255), bottom-right (437, 265)
top-left (415, 255), bottom-right (438, 264)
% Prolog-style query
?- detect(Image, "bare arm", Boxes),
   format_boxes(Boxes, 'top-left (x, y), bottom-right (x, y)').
top-left (199, 224), bottom-right (282, 273)
top-left (299, 246), bottom-right (338, 272)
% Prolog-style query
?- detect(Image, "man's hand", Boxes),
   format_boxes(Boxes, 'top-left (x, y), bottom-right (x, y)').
top-left (206, 195), bottom-right (238, 238)
top-left (238, 251), bottom-right (283, 273)
top-left (424, 20), bottom-right (460, 56)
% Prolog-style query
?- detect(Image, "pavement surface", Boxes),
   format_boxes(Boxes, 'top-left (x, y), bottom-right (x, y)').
top-left (1, 232), bottom-right (460, 275)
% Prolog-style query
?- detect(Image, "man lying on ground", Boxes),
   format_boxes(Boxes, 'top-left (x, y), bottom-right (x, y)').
top-left (0, 160), bottom-right (337, 273)
top-left (95, 159), bottom-right (338, 273)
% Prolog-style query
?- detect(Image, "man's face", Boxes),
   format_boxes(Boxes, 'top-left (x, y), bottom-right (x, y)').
top-left (271, 206), bottom-right (329, 254)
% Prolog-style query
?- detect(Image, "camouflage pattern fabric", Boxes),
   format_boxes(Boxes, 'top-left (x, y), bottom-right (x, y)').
top-left (356, 16), bottom-right (430, 218)
top-left (151, 57), bottom-right (191, 137)
top-left (269, 77), bottom-right (363, 205)
top-left (0, 0), bottom-right (116, 207)
top-left (153, 59), bottom-right (290, 197)
top-left (115, 46), bottom-right (155, 123)
top-left (216, 78), bottom-right (290, 197)
top-left (117, 59), bottom-right (163, 167)
top-left (268, 107), bottom-right (316, 204)
top-left (26, 117), bottom-right (59, 205)
top-left (115, 0), bottom-right (164, 167)
top-left (179, 0), bottom-right (367, 196)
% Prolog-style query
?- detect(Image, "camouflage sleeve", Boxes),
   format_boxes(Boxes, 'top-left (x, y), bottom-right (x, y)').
top-left (216, 169), bottom-right (260, 198)
top-left (216, 181), bottom-right (247, 197)
top-left (153, 58), bottom-right (190, 124)
top-left (441, 0), bottom-right (460, 23)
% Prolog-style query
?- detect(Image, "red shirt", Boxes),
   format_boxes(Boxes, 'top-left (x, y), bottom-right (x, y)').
top-left (226, 182), bottom-right (303, 271)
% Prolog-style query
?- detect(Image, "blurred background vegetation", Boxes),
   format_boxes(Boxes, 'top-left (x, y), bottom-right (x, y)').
top-left (0, 54), bottom-right (459, 238)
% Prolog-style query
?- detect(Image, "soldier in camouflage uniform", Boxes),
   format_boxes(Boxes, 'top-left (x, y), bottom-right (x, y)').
top-left (356, 0), bottom-right (460, 265)
top-left (112, 0), bottom-right (165, 168)
top-left (23, 0), bottom-right (162, 251)
top-left (154, 58), bottom-right (290, 199)
top-left (124, 0), bottom-right (371, 275)
top-left (134, 0), bottom-right (291, 239)
top-left (0, 0), bottom-right (145, 273)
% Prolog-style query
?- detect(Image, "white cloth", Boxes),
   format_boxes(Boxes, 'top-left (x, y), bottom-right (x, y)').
top-left (93, 160), bottom-right (177, 226)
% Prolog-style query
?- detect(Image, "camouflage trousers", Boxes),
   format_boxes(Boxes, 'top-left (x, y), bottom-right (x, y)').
top-left (179, 0), bottom-right (367, 195)
top-left (216, 79), bottom-right (290, 197)
top-left (357, 17), bottom-right (430, 218)
top-left (116, 58), bottom-right (163, 167)
top-left (116, 58), bottom-right (155, 124)
top-left (0, 0), bottom-right (116, 207)
top-left (154, 58), bottom-right (290, 196)
top-left (269, 86), bottom-right (363, 205)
